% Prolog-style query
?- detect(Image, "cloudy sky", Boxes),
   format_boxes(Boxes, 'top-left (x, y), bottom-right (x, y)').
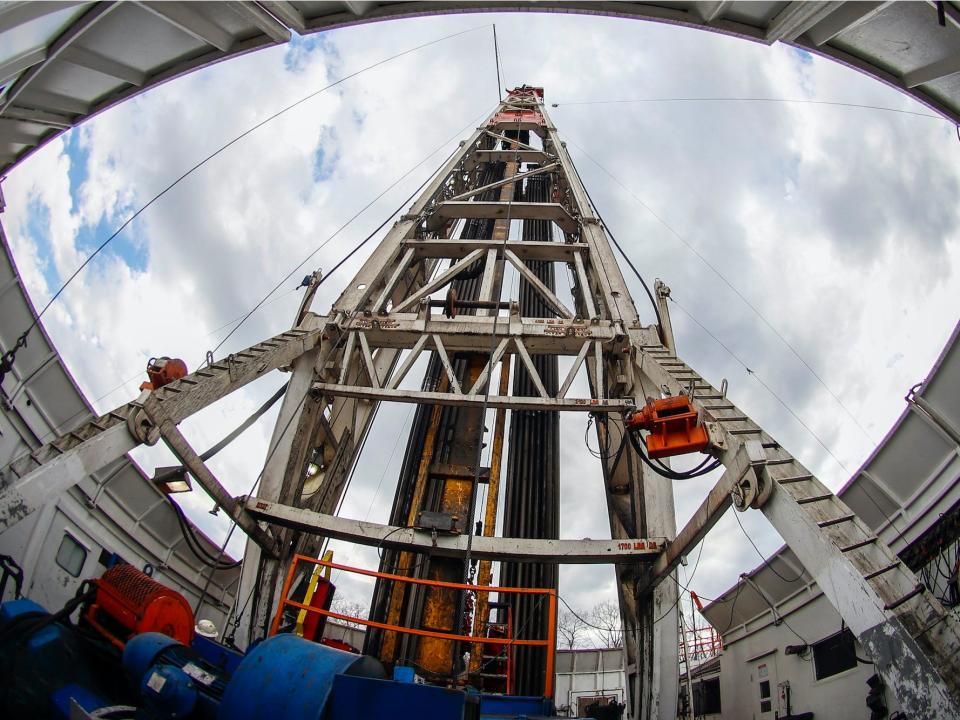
top-left (4, 11), bottom-right (959, 640)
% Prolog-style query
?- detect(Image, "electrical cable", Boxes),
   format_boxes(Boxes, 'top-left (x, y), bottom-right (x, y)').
top-left (492, 25), bottom-right (503, 100)
top-left (669, 295), bottom-right (853, 474)
top-left (550, 96), bottom-right (950, 122)
top-left (668, 294), bottom-right (914, 550)
top-left (456, 128), bottom-right (522, 652)
top-left (562, 149), bottom-right (663, 330)
top-left (653, 539), bottom-right (706, 625)
top-left (733, 510), bottom-right (804, 584)
top-left (6, 23), bottom-right (493, 378)
top-left (211, 103), bottom-right (495, 355)
top-left (215, 105), bottom-right (496, 622)
top-left (562, 135), bottom-right (876, 446)
top-left (626, 428), bottom-right (720, 480)
top-left (194, 388), bottom-right (310, 617)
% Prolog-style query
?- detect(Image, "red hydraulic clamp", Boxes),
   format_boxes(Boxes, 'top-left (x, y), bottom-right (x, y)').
top-left (625, 396), bottom-right (710, 459)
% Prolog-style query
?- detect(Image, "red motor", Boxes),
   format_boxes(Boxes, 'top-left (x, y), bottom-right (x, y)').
top-left (84, 564), bottom-right (194, 649)
top-left (140, 356), bottom-right (188, 391)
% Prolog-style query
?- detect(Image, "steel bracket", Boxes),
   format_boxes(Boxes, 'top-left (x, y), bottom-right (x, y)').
top-left (731, 439), bottom-right (772, 511)
top-left (126, 402), bottom-right (159, 446)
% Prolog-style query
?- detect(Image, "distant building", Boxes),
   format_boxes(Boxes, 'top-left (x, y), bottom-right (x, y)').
top-left (554, 647), bottom-right (627, 717)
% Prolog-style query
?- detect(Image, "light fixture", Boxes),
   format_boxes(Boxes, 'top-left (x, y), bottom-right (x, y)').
top-left (152, 466), bottom-right (192, 494)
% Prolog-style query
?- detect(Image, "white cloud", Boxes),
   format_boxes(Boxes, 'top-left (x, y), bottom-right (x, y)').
top-left (3, 12), bottom-right (959, 621)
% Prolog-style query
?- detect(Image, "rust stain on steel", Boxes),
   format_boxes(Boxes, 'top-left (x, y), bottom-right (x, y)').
top-left (414, 355), bottom-right (487, 676)
top-left (379, 375), bottom-right (449, 664)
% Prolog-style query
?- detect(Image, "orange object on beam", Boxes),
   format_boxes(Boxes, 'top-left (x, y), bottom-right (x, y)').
top-left (626, 396), bottom-right (710, 459)
top-left (140, 357), bottom-right (188, 391)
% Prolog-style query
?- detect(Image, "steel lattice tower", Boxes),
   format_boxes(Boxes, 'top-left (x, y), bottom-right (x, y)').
top-left (3, 86), bottom-right (959, 720)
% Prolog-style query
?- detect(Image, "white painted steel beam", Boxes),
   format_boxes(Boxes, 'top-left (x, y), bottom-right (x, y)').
top-left (312, 382), bottom-right (632, 412)
top-left (0, 1), bottom-right (85, 34)
top-left (244, 497), bottom-right (666, 562)
top-left (805, 1), bottom-right (890, 46)
top-left (0, 47), bottom-right (46, 86)
top-left (765, 1), bottom-right (842, 43)
top-left (137, 2), bottom-right (235, 52)
top-left (259, 1), bottom-right (305, 32)
top-left (224, 1), bottom-right (291, 43)
top-left (405, 239), bottom-right (588, 261)
top-left (904, 51), bottom-right (960, 89)
top-left (427, 201), bottom-right (580, 235)
top-left (0, 422), bottom-right (137, 532)
top-left (60, 46), bottom-right (148, 86)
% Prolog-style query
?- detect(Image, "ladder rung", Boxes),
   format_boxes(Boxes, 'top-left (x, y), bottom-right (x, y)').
top-left (865, 561), bottom-right (901, 581)
top-left (715, 416), bottom-right (748, 423)
top-left (697, 394), bottom-right (724, 401)
top-left (840, 537), bottom-right (877, 553)
top-left (730, 428), bottom-right (761, 435)
top-left (818, 514), bottom-right (855, 528)
top-left (777, 474), bottom-right (813, 485)
top-left (704, 404), bottom-right (735, 411)
top-left (766, 458), bottom-right (795, 466)
top-left (884, 584), bottom-right (925, 611)
top-left (762, 442), bottom-right (781, 449)
top-left (796, 493), bottom-right (833, 505)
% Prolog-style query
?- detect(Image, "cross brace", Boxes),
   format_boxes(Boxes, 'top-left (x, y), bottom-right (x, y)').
top-left (244, 497), bottom-right (665, 563)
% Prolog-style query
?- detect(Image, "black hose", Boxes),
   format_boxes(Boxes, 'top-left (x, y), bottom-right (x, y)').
top-left (627, 428), bottom-right (720, 480)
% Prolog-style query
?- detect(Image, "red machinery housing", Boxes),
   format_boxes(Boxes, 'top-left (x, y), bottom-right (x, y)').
top-left (626, 396), bottom-right (710, 459)
top-left (84, 564), bottom-right (194, 648)
top-left (140, 357), bottom-right (188, 391)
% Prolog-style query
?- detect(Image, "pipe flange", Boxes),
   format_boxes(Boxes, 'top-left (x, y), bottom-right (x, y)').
top-left (127, 407), bottom-right (160, 446)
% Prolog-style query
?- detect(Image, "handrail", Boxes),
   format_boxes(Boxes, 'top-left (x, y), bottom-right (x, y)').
top-left (270, 554), bottom-right (557, 696)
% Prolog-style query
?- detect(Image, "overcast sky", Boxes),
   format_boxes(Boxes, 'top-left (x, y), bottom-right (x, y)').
top-left (4, 11), bottom-right (959, 640)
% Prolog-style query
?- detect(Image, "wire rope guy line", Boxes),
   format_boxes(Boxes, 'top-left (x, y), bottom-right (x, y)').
top-left (0, 22), bottom-right (493, 386)
top-left (563, 134), bottom-right (876, 446)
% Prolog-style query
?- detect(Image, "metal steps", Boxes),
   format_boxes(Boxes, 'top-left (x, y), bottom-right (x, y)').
top-left (637, 342), bottom-right (960, 712)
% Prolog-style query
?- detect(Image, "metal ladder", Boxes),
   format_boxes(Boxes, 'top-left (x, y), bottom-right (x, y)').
top-left (638, 343), bottom-right (960, 717)
top-left (0, 327), bottom-right (319, 531)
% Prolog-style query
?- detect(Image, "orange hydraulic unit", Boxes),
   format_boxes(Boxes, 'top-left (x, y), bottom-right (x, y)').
top-left (140, 356), bottom-right (188, 391)
top-left (626, 396), bottom-right (710, 459)
top-left (84, 563), bottom-right (194, 649)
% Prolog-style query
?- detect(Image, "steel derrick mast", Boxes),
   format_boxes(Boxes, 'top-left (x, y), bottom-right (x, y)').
top-left (3, 85), bottom-right (960, 720)
top-left (228, 85), bottom-right (681, 713)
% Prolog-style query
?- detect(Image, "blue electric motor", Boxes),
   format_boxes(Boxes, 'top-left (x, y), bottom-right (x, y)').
top-left (123, 632), bottom-right (230, 719)
top-left (218, 634), bottom-right (386, 720)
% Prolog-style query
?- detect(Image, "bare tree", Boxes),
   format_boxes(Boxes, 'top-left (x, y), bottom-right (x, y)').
top-left (557, 608), bottom-right (590, 649)
top-left (589, 601), bottom-right (623, 648)
top-left (330, 597), bottom-right (369, 630)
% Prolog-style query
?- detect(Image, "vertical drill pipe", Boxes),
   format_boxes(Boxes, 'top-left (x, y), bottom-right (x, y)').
top-left (367, 150), bottom-right (506, 676)
top-left (500, 167), bottom-right (560, 695)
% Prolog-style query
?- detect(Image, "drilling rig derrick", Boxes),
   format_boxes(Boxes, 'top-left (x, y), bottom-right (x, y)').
top-left (4, 85), bottom-right (960, 720)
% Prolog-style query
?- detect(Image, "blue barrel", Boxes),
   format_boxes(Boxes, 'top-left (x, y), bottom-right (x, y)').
top-left (218, 635), bottom-right (362, 720)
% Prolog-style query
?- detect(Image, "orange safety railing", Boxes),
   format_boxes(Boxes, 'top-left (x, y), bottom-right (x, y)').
top-left (270, 554), bottom-right (557, 696)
